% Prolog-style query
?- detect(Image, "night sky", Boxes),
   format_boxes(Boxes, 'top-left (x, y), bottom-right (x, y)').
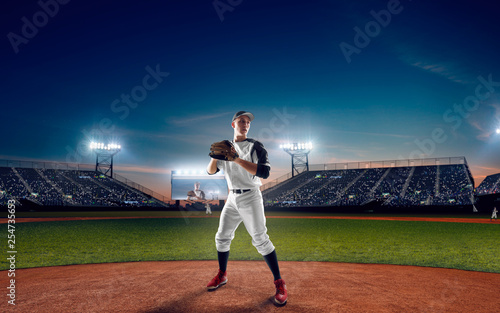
top-left (2, 0), bottom-right (500, 199)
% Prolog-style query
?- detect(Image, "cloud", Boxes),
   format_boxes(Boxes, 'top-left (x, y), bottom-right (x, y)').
top-left (392, 42), bottom-right (472, 85)
top-left (467, 103), bottom-right (500, 141)
top-left (117, 128), bottom-right (171, 140)
top-left (167, 112), bottom-right (233, 126)
top-left (114, 164), bottom-right (171, 175)
top-left (111, 127), bottom-right (225, 147)
top-left (470, 164), bottom-right (500, 186)
top-left (474, 165), bottom-right (500, 172)
top-left (470, 121), bottom-right (492, 141)
top-left (409, 61), bottom-right (468, 84)
top-left (335, 129), bottom-right (413, 139)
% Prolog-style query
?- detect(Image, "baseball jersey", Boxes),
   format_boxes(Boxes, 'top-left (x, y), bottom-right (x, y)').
top-left (215, 138), bottom-right (270, 190)
top-left (187, 190), bottom-right (205, 201)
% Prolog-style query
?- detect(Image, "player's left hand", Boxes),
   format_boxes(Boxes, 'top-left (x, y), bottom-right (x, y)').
top-left (209, 140), bottom-right (239, 161)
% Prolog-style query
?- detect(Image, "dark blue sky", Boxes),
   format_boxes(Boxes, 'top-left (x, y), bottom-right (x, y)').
top-left (2, 0), bottom-right (500, 197)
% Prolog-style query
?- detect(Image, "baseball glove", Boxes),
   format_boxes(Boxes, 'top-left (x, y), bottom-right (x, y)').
top-left (209, 140), bottom-right (239, 161)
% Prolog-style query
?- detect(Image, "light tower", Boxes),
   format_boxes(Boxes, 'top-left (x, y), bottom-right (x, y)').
top-left (89, 142), bottom-right (122, 178)
top-left (280, 142), bottom-right (313, 177)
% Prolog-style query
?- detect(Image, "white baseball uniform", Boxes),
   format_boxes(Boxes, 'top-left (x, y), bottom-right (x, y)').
top-left (187, 189), bottom-right (211, 214)
top-left (187, 190), bottom-right (205, 201)
top-left (205, 202), bottom-right (212, 215)
top-left (212, 138), bottom-right (274, 256)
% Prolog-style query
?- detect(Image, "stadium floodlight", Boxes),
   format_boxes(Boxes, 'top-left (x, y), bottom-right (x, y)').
top-left (90, 142), bottom-right (122, 151)
top-left (280, 142), bottom-right (313, 151)
top-left (90, 141), bottom-right (122, 178)
top-left (281, 142), bottom-right (313, 177)
top-left (281, 142), bottom-right (313, 153)
top-left (172, 169), bottom-right (211, 176)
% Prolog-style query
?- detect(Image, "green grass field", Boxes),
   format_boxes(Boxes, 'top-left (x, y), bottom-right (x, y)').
top-left (6, 210), bottom-right (491, 219)
top-left (2, 217), bottom-right (499, 273)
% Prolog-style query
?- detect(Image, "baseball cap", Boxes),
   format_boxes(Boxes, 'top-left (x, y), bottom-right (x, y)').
top-left (232, 111), bottom-right (254, 122)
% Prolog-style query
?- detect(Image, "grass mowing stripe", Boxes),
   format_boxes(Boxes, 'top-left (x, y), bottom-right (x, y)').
top-left (2, 218), bottom-right (498, 273)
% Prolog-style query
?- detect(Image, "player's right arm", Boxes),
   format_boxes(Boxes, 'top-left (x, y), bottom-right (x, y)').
top-left (207, 158), bottom-right (219, 175)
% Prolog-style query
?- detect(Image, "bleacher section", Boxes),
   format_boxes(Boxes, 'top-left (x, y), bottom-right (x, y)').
top-left (476, 173), bottom-right (500, 196)
top-left (0, 167), bottom-right (166, 207)
top-left (0, 167), bottom-right (27, 201)
top-left (263, 164), bottom-right (474, 208)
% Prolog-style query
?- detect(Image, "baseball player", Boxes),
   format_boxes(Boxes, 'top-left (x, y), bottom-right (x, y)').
top-left (206, 111), bottom-right (288, 305)
top-left (491, 206), bottom-right (498, 222)
top-left (187, 182), bottom-right (212, 215)
top-left (205, 202), bottom-right (212, 215)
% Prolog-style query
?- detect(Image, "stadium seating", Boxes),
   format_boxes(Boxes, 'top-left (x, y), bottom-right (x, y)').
top-left (0, 167), bottom-right (163, 207)
top-left (263, 164), bottom-right (474, 208)
top-left (1, 161), bottom-right (481, 209)
top-left (476, 172), bottom-right (500, 196)
top-left (0, 167), bottom-right (27, 201)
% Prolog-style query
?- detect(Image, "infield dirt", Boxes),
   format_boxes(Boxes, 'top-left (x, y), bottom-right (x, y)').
top-left (2, 216), bottom-right (498, 312)
top-left (2, 260), bottom-right (500, 312)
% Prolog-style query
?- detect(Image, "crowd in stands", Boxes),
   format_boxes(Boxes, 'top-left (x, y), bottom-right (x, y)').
top-left (310, 169), bottom-right (364, 206)
top-left (434, 165), bottom-right (473, 205)
top-left (372, 166), bottom-right (412, 205)
top-left (0, 167), bottom-right (163, 207)
top-left (263, 164), bottom-right (475, 207)
top-left (394, 166), bottom-right (437, 206)
top-left (476, 173), bottom-right (500, 196)
top-left (0, 167), bottom-right (27, 204)
top-left (338, 168), bottom-right (386, 206)
top-left (1, 163), bottom-right (486, 209)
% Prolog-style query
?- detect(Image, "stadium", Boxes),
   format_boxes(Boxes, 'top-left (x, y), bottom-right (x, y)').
top-left (3, 1), bottom-right (500, 312)
top-left (1, 150), bottom-right (499, 312)
top-left (1, 154), bottom-right (498, 214)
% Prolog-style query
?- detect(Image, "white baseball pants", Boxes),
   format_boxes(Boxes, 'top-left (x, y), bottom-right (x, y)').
top-left (215, 189), bottom-right (275, 256)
